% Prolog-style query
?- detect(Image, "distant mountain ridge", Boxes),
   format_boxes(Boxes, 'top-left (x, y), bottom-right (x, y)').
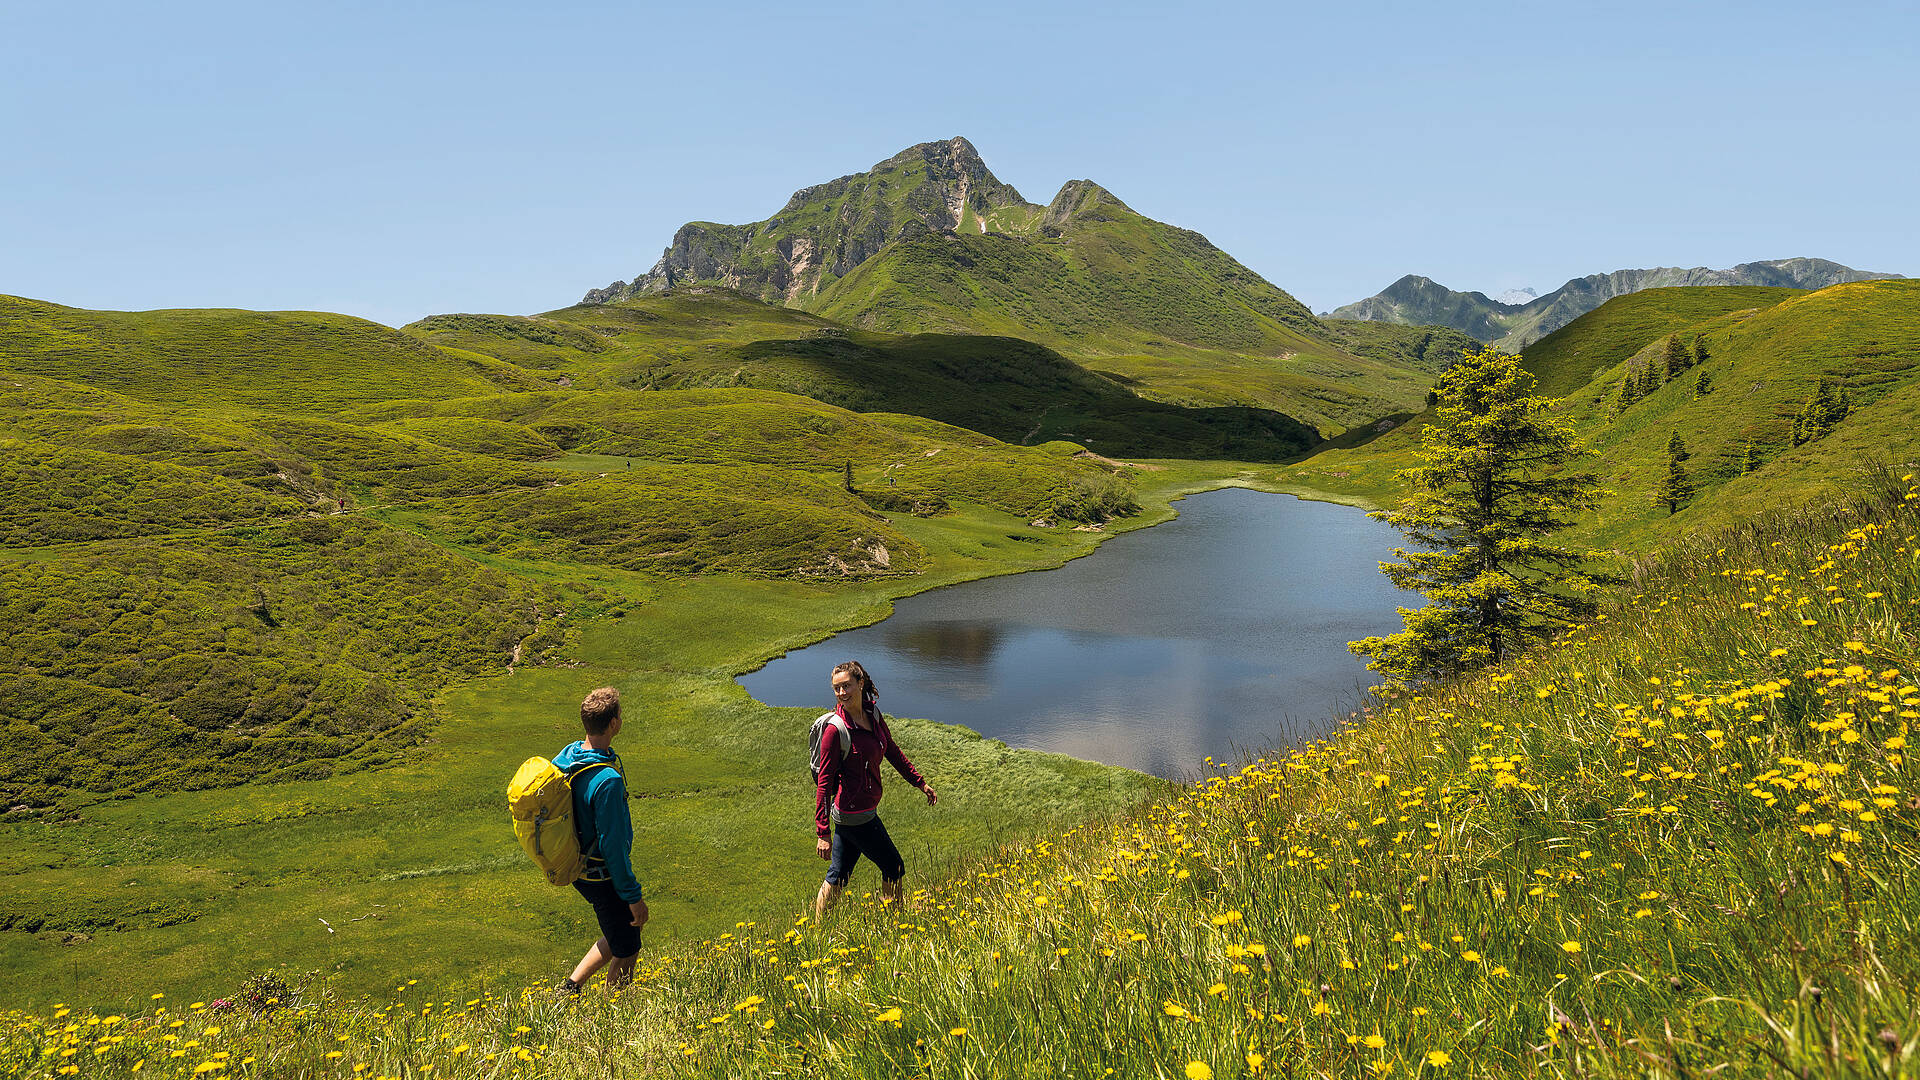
top-left (1331, 258), bottom-right (1904, 352)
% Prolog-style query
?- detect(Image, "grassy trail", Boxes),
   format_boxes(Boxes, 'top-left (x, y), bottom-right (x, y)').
top-left (0, 461), bottom-right (1285, 1012)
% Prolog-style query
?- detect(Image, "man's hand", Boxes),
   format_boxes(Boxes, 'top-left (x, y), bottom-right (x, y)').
top-left (922, 782), bottom-right (939, 806)
top-left (816, 837), bottom-right (832, 861)
top-left (629, 898), bottom-right (649, 929)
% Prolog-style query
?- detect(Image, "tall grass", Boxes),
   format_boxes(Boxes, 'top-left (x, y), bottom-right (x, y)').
top-left (8, 475), bottom-right (1917, 1078)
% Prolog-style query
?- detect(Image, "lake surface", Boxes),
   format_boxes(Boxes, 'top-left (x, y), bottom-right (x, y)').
top-left (738, 487), bottom-right (1408, 778)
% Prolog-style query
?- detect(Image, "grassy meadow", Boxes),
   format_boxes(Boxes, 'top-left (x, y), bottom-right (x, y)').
top-left (1, 286), bottom-right (1304, 1014)
top-left (6, 462), bottom-right (1915, 1080)
top-left (1282, 280), bottom-right (1920, 547)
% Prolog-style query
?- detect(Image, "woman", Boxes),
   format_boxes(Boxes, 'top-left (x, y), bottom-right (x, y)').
top-left (813, 660), bottom-right (938, 916)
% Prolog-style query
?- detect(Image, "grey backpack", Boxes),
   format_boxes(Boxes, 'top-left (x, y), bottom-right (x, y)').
top-left (807, 711), bottom-right (852, 781)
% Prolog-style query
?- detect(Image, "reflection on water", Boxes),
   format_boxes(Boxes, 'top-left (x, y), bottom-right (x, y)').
top-left (884, 622), bottom-right (1005, 668)
top-left (739, 489), bottom-right (1405, 779)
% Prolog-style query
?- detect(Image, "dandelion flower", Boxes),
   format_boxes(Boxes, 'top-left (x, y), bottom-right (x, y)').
top-left (1427, 1050), bottom-right (1452, 1067)
top-left (1561, 941), bottom-right (1582, 954)
top-left (1185, 1062), bottom-right (1214, 1080)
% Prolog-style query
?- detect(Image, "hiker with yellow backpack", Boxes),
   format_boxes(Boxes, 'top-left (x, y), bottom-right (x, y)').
top-left (508, 687), bottom-right (647, 994)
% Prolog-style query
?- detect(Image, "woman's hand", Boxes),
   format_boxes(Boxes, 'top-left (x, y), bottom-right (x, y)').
top-left (922, 782), bottom-right (938, 806)
top-left (816, 837), bottom-right (832, 861)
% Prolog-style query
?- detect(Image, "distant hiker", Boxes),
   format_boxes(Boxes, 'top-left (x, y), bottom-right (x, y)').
top-left (812, 661), bottom-right (938, 917)
top-left (553, 686), bottom-right (647, 993)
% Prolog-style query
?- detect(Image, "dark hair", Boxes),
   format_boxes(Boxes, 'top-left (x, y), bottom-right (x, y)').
top-left (831, 661), bottom-right (876, 706)
top-left (580, 686), bottom-right (621, 735)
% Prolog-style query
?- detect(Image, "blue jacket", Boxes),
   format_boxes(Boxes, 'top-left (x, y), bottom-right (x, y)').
top-left (551, 741), bottom-right (642, 903)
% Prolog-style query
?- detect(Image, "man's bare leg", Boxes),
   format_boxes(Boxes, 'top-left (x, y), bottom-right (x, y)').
top-left (605, 954), bottom-right (636, 989)
top-left (570, 937), bottom-right (612, 986)
top-left (814, 881), bottom-right (844, 920)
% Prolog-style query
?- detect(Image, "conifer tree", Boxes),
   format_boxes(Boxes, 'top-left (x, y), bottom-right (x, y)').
top-left (1664, 334), bottom-right (1692, 379)
top-left (1350, 348), bottom-right (1604, 688)
top-left (1792, 379), bottom-right (1849, 445)
top-left (1637, 359), bottom-right (1663, 396)
top-left (1666, 430), bottom-right (1690, 462)
top-left (843, 460), bottom-right (855, 492)
top-left (1655, 434), bottom-right (1696, 514)
top-left (1611, 376), bottom-right (1635, 418)
top-left (1693, 367), bottom-right (1712, 399)
top-left (1740, 438), bottom-right (1761, 475)
top-left (1692, 334), bottom-right (1708, 364)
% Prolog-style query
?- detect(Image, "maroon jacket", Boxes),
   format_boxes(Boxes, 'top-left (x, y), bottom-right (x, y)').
top-left (815, 704), bottom-right (926, 839)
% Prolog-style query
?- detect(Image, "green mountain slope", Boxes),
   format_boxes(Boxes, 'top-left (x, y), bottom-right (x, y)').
top-left (1331, 258), bottom-right (1903, 353)
top-left (1520, 285), bottom-right (1805, 398)
top-left (0, 299), bottom-right (1143, 814)
top-left (0, 295), bottom-right (552, 411)
top-left (577, 139), bottom-right (1451, 434)
top-left (1284, 279), bottom-right (1920, 545)
top-left (405, 288), bottom-right (1322, 460)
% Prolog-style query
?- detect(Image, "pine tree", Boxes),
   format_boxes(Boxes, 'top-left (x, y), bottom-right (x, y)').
top-left (1692, 334), bottom-right (1709, 364)
top-left (1611, 376), bottom-right (1636, 418)
top-left (1693, 367), bottom-right (1712, 399)
top-left (1666, 430), bottom-right (1690, 462)
top-left (1637, 359), bottom-right (1663, 396)
top-left (1740, 439), bottom-right (1761, 475)
top-left (843, 460), bottom-right (855, 492)
top-left (1664, 334), bottom-right (1692, 379)
top-left (1793, 379), bottom-right (1849, 446)
top-left (1350, 348), bottom-right (1605, 688)
top-left (1655, 455), bottom-right (1695, 514)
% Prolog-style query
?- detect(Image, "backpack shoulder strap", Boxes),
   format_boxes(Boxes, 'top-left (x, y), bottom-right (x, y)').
top-left (816, 712), bottom-right (852, 760)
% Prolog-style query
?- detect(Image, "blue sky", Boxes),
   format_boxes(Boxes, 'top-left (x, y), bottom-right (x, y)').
top-left (5, 0), bottom-right (1914, 327)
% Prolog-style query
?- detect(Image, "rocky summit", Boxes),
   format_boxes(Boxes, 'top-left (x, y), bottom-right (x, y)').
top-left (584, 137), bottom-right (1034, 306)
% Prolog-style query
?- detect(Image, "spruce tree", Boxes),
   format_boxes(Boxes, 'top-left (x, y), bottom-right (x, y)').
top-left (1350, 348), bottom-right (1605, 688)
top-left (1740, 438), bottom-right (1761, 475)
top-left (1693, 368), bottom-right (1711, 399)
top-left (843, 460), bottom-right (855, 492)
top-left (1666, 430), bottom-right (1690, 462)
top-left (1664, 334), bottom-right (1692, 379)
top-left (1655, 458), bottom-right (1695, 514)
top-left (1793, 379), bottom-right (1848, 446)
top-left (1612, 376), bottom-right (1636, 418)
top-left (1692, 334), bottom-right (1709, 364)
top-left (1637, 360), bottom-right (1663, 396)
top-left (1655, 435), bottom-right (1696, 514)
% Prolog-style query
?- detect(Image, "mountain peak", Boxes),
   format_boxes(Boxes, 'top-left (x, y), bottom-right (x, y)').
top-left (1043, 180), bottom-right (1133, 229)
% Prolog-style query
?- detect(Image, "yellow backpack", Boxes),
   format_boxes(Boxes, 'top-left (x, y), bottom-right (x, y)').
top-left (507, 756), bottom-right (613, 886)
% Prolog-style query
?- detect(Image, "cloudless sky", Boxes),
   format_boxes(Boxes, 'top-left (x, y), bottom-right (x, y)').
top-left (5, 0), bottom-right (1915, 327)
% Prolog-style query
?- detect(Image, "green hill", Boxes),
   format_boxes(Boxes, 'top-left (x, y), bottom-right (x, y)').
top-left (1331, 258), bottom-right (1902, 353)
top-left (404, 289), bottom-right (1322, 460)
top-left (12, 458), bottom-right (1914, 1080)
top-left (0, 298), bottom-right (1156, 817)
top-left (1282, 279), bottom-right (1920, 547)
top-left (0, 291), bottom-right (1207, 1006)
top-left (575, 139), bottom-right (1452, 434)
top-left (1519, 285), bottom-right (1804, 398)
top-left (0, 295), bottom-right (552, 412)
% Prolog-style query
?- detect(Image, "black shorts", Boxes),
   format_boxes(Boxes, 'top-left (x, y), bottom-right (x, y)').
top-left (826, 816), bottom-right (905, 886)
top-left (573, 877), bottom-right (641, 959)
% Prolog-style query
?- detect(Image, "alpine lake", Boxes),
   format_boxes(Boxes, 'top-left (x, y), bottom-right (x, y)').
top-left (741, 487), bottom-right (1408, 779)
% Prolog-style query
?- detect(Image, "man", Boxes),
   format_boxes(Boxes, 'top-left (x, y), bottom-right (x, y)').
top-left (553, 686), bottom-right (647, 993)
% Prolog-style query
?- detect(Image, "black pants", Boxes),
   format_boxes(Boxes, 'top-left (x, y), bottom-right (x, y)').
top-left (573, 877), bottom-right (640, 959)
top-left (825, 816), bottom-right (905, 886)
